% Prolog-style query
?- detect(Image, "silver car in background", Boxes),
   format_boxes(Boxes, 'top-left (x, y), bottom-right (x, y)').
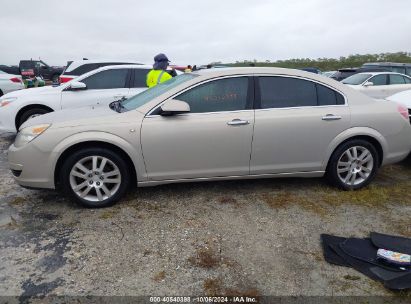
top-left (8, 67), bottom-right (411, 207)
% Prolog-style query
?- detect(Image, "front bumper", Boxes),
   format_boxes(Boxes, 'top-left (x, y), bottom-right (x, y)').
top-left (8, 142), bottom-right (55, 189)
top-left (0, 104), bottom-right (18, 133)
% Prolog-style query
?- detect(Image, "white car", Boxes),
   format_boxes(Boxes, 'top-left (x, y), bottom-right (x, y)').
top-left (386, 89), bottom-right (411, 121)
top-left (342, 72), bottom-right (411, 99)
top-left (0, 65), bottom-right (153, 132)
top-left (0, 70), bottom-right (24, 97)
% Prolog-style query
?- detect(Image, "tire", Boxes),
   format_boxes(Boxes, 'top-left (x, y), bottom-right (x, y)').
top-left (60, 147), bottom-right (130, 208)
top-left (326, 139), bottom-right (379, 190)
top-left (17, 108), bottom-right (51, 129)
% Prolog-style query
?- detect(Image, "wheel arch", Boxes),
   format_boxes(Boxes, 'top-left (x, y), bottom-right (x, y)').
top-left (15, 104), bottom-right (54, 130)
top-left (323, 128), bottom-right (386, 170)
top-left (54, 141), bottom-right (138, 190)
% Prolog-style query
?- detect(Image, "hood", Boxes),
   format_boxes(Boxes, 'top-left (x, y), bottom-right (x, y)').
top-left (20, 105), bottom-right (118, 130)
top-left (2, 85), bottom-right (59, 98)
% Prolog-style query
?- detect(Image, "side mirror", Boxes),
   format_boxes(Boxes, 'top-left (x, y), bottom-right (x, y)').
top-left (69, 81), bottom-right (87, 91)
top-left (160, 99), bottom-right (190, 116)
top-left (364, 81), bottom-right (374, 87)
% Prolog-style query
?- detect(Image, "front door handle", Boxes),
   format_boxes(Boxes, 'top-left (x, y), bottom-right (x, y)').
top-left (322, 114), bottom-right (342, 121)
top-left (227, 119), bottom-right (250, 126)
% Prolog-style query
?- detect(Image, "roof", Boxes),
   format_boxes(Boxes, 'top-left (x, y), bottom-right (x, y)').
top-left (353, 71), bottom-right (410, 76)
top-left (192, 66), bottom-right (322, 77)
top-left (363, 62), bottom-right (411, 67)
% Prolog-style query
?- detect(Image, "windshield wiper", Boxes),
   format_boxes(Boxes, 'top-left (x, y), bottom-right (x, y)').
top-left (109, 97), bottom-right (127, 113)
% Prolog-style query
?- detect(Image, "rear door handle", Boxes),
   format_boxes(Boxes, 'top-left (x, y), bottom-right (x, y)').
top-left (322, 114), bottom-right (342, 121)
top-left (227, 119), bottom-right (250, 126)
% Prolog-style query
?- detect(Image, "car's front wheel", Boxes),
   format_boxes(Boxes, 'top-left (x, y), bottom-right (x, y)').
top-left (17, 108), bottom-right (51, 130)
top-left (60, 148), bottom-right (130, 208)
top-left (326, 139), bottom-right (379, 190)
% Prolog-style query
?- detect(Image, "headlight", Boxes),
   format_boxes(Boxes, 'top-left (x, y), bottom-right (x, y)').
top-left (14, 124), bottom-right (51, 148)
top-left (0, 97), bottom-right (17, 107)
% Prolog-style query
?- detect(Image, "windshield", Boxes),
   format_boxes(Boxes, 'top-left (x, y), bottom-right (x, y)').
top-left (342, 73), bottom-right (372, 85)
top-left (122, 73), bottom-right (198, 111)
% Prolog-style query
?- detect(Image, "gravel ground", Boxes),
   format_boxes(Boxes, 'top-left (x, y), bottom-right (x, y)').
top-left (1, 132), bottom-right (411, 300)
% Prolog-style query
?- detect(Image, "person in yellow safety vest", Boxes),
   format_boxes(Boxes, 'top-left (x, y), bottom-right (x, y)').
top-left (146, 53), bottom-right (172, 88)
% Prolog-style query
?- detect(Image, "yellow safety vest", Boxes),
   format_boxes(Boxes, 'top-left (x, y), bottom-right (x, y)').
top-left (146, 70), bottom-right (172, 88)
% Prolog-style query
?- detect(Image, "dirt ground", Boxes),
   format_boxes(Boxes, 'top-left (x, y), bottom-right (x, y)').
top-left (1, 132), bottom-right (411, 300)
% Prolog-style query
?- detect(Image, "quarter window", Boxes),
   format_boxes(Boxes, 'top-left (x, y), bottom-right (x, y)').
top-left (176, 77), bottom-right (249, 113)
top-left (317, 84), bottom-right (345, 106)
top-left (81, 69), bottom-right (128, 90)
top-left (390, 74), bottom-right (406, 85)
top-left (258, 76), bottom-right (344, 108)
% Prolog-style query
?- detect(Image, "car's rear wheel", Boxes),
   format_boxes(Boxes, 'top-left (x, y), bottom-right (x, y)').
top-left (17, 108), bottom-right (51, 129)
top-left (326, 139), bottom-right (379, 190)
top-left (60, 148), bottom-right (130, 208)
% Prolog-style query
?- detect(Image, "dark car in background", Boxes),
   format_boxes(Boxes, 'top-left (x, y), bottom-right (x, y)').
top-left (0, 60), bottom-right (64, 82)
top-left (19, 60), bottom-right (64, 82)
top-left (362, 62), bottom-right (411, 77)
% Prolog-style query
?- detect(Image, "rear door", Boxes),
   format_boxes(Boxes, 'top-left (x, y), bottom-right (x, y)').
top-left (250, 75), bottom-right (350, 174)
top-left (60, 68), bottom-right (131, 109)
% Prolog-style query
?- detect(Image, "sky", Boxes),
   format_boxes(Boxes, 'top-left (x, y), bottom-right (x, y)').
top-left (1, 0), bottom-right (410, 66)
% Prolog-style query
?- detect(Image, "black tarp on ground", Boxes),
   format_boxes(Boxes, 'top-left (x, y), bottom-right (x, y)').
top-left (321, 233), bottom-right (411, 290)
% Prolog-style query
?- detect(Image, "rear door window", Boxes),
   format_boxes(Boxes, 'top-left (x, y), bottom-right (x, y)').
top-left (81, 69), bottom-right (129, 90)
top-left (389, 74), bottom-right (406, 85)
top-left (258, 76), bottom-right (344, 108)
top-left (259, 77), bottom-right (317, 108)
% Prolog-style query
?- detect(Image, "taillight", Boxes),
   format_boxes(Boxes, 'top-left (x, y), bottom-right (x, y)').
top-left (59, 76), bottom-right (73, 83)
top-left (397, 104), bottom-right (409, 121)
top-left (10, 77), bottom-right (22, 83)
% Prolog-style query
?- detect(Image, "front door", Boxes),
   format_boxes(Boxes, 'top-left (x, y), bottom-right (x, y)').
top-left (60, 68), bottom-right (130, 109)
top-left (251, 76), bottom-right (351, 174)
top-left (141, 76), bottom-right (254, 181)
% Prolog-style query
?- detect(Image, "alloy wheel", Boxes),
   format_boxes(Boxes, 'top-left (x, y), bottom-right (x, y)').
top-left (337, 146), bottom-right (374, 186)
top-left (69, 156), bottom-right (122, 202)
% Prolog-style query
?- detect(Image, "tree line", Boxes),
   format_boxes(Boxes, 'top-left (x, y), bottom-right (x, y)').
top-left (222, 52), bottom-right (411, 71)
